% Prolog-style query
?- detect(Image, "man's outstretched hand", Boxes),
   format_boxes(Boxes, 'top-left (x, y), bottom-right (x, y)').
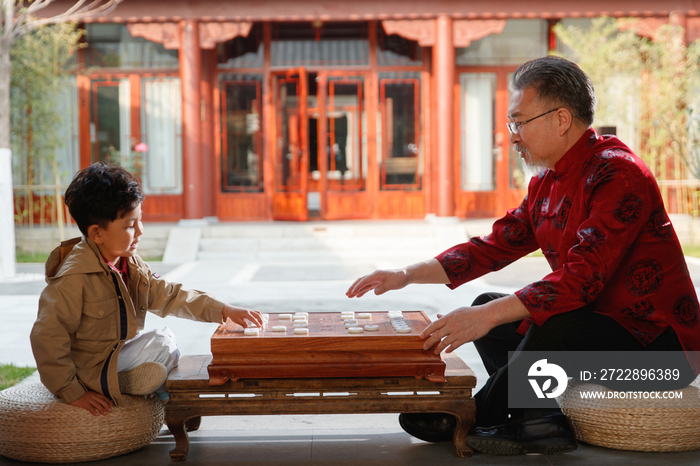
top-left (346, 269), bottom-right (409, 298)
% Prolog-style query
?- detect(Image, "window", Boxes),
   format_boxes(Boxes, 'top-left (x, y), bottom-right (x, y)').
top-left (456, 19), bottom-right (547, 66)
top-left (140, 78), bottom-right (183, 194)
top-left (90, 78), bottom-right (131, 166)
top-left (274, 73), bottom-right (304, 192)
top-left (377, 23), bottom-right (422, 67)
top-left (460, 73), bottom-right (496, 191)
top-left (378, 73), bottom-right (421, 190)
top-left (271, 22), bottom-right (369, 67)
top-left (506, 72), bottom-right (532, 190)
top-left (89, 76), bottom-right (183, 195)
top-left (324, 77), bottom-right (367, 192)
top-left (220, 77), bottom-right (263, 192)
top-left (85, 24), bottom-right (178, 68)
top-left (218, 24), bottom-right (263, 69)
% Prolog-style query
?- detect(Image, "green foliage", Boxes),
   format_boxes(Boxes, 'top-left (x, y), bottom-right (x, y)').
top-left (0, 364), bottom-right (36, 391)
top-left (553, 18), bottom-right (700, 184)
top-left (10, 23), bottom-right (84, 185)
top-left (638, 25), bottom-right (700, 180)
top-left (553, 17), bottom-right (642, 128)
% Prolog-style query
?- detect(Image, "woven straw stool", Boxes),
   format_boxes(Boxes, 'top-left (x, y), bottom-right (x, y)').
top-left (557, 379), bottom-right (700, 452)
top-left (0, 383), bottom-right (164, 463)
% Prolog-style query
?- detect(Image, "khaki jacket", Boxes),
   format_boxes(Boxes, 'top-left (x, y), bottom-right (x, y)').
top-left (30, 237), bottom-right (226, 406)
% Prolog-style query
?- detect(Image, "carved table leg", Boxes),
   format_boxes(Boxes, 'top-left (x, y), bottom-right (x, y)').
top-left (186, 416), bottom-right (202, 432)
top-left (451, 399), bottom-right (476, 458)
top-left (166, 412), bottom-right (191, 461)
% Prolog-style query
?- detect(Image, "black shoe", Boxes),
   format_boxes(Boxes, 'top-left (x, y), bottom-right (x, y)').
top-left (398, 413), bottom-right (457, 442)
top-left (466, 414), bottom-right (577, 455)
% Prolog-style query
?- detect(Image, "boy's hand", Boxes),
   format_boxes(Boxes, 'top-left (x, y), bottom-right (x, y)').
top-left (70, 391), bottom-right (113, 416)
top-left (223, 305), bottom-right (263, 328)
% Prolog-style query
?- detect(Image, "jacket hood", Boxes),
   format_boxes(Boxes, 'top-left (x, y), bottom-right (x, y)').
top-left (45, 237), bottom-right (110, 282)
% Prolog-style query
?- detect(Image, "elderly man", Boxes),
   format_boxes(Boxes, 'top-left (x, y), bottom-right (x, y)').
top-left (346, 56), bottom-right (699, 455)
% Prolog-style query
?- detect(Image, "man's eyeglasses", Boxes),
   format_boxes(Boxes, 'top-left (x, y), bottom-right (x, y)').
top-left (506, 108), bottom-right (560, 135)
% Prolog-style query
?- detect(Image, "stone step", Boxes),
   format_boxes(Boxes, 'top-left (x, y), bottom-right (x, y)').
top-left (198, 235), bottom-right (462, 252)
top-left (163, 220), bottom-right (475, 264)
top-left (15, 223), bottom-right (174, 260)
top-left (16, 219), bottom-right (492, 265)
top-left (199, 222), bottom-right (466, 239)
top-left (194, 221), bottom-right (469, 262)
top-left (196, 247), bottom-right (445, 262)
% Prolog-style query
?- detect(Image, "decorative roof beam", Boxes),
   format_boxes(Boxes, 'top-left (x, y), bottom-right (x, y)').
top-left (126, 21), bottom-right (253, 49)
top-left (381, 19), bottom-right (506, 47)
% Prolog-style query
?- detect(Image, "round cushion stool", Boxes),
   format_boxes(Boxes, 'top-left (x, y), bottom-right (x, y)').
top-left (0, 383), bottom-right (164, 463)
top-left (557, 379), bottom-right (700, 452)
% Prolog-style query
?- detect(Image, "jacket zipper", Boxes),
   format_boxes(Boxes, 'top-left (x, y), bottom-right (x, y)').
top-left (101, 272), bottom-right (130, 401)
top-left (100, 346), bottom-right (117, 400)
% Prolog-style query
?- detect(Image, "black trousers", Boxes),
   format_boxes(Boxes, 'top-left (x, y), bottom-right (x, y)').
top-left (471, 292), bottom-right (694, 427)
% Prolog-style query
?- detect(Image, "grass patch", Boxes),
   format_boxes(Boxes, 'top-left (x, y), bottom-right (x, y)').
top-left (683, 245), bottom-right (700, 258)
top-left (15, 251), bottom-right (49, 263)
top-left (0, 364), bottom-right (36, 391)
top-left (15, 251), bottom-right (163, 263)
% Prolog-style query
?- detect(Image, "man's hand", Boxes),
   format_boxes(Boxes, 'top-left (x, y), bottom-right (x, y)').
top-left (70, 391), bottom-right (113, 416)
top-left (421, 294), bottom-right (530, 354)
top-left (346, 259), bottom-right (450, 298)
top-left (223, 305), bottom-right (263, 328)
top-left (346, 269), bottom-right (409, 298)
top-left (421, 306), bottom-right (496, 354)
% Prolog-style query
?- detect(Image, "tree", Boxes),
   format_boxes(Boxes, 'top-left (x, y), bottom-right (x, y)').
top-left (0, 0), bottom-right (119, 278)
top-left (637, 24), bottom-right (700, 181)
top-left (11, 22), bottom-right (84, 241)
top-left (553, 18), bottom-right (642, 149)
top-left (554, 18), bottom-right (700, 212)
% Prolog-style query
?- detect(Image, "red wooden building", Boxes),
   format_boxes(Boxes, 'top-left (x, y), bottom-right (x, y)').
top-left (36, 0), bottom-right (700, 223)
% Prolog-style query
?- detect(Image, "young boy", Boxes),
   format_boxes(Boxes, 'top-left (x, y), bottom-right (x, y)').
top-left (30, 162), bottom-right (262, 416)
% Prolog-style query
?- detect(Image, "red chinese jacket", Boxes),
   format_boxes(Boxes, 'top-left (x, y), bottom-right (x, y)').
top-left (437, 129), bottom-right (700, 374)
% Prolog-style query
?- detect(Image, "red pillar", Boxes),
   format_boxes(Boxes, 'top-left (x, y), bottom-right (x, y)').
top-left (201, 49), bottom-right (216, 218)
top-left (433, 15), bottom-right (455, 217)
top-left (670, 11), bottom-right (689, 45)
top-left (180, 20), bottom-right (204, 219)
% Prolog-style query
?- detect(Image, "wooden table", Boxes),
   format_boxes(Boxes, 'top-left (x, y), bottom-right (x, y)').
top-left (165, 353), bottom-right (477, 460)
top-left (208, 311), bottom-right (447, 384)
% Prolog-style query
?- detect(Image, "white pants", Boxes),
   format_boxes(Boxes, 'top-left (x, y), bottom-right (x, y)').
top-left (117, 327), bottom-right (180, 394)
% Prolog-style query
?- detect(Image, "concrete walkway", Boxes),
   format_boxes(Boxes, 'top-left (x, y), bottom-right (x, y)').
top-left (2, 219), bottom-right (700, 465)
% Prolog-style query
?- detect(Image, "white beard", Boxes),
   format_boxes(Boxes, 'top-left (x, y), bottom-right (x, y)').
top-left (515, 144), bottom-right (548, 177)
top-left (523, 159), bottom-right (547, 178)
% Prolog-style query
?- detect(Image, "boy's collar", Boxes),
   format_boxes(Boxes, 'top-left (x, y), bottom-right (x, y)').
top-left (100, 253), bottom-right (128, 275)
top-left (83, 236), bottom-right (119, 274)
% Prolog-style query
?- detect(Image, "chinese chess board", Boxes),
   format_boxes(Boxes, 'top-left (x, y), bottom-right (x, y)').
top-left (208, 311), bottom-right (446, 385)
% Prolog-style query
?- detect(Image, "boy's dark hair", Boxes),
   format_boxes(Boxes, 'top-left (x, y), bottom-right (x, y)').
top-left (64, 162), bottom-right (144, 236)
top-left (510, 56), bottom-right (596, 127)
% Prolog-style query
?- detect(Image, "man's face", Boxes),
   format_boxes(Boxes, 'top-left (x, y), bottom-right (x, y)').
top-left (93, 203), bottom-right (143, 265)
top-left (507, 87), bottom-right (559, 171)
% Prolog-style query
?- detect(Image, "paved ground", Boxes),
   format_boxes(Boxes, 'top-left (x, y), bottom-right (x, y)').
top-left (2, 219), bottom-right (700, 465)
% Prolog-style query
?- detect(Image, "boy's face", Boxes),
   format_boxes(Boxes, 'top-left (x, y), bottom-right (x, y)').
top-left (89, 204), bottom-right (143, 265)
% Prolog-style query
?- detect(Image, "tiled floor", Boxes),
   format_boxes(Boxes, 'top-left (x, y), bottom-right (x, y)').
top-left (3, 220), bottom-right (700, 465)
top-left (3, 415), bottom-right (697, 466)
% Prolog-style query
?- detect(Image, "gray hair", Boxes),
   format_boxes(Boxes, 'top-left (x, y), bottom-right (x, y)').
top-left (510, 56), bottom-right (596, 127)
